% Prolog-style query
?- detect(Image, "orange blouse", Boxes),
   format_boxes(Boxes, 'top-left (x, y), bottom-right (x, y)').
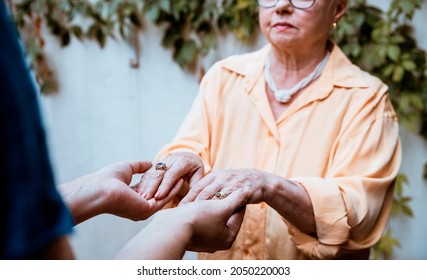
top-left (157, 43), bottom-right (402, 259)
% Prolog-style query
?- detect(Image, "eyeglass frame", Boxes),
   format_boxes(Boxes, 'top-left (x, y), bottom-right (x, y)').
top-left (256, 0), bottom-right (316, 10)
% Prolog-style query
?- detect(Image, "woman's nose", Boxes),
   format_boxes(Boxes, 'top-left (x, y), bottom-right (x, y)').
top-left (275, 0), bottom-right (293, 13)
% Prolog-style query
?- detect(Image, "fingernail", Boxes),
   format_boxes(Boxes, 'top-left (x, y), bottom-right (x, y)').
top-left (141, 192), bottom-right (147, 199)
top-left (154, 192), bottom-right (161, 199)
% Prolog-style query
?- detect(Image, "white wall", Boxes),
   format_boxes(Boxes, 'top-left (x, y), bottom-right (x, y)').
top-left (39, 2), bottom-right (427, 259)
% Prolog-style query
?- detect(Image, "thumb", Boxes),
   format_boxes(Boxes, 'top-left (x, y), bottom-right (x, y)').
top-left (218, 188), bottom-right (251, 216)
top-left (128, 160), bottom-right (153, 174)
top-left (226, 205), bottom-right (246, 237)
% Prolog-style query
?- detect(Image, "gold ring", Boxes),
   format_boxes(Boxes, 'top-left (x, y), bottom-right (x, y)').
top-left (213, 191), bottom-right (227, 200)
top-left (155, 162), bottom-right (167, 171)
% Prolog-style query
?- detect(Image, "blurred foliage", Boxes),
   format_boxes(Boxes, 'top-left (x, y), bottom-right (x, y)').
top-left (143, 0), bottom-right (258, 69)
top-left (337, 0), bottom-right (427, 141)
top-left (371, 228), bottom-right (401, 260)
top-left (142, 0), bottom-right (257, 69)
top-left (9, 0), bottom-right (259, 93)
top-left (9, 0), bottom-right (427, 259)
top-left (392, 174), bottom-right (413, 218)
top-left (10, 0), bottom-right (147, 93)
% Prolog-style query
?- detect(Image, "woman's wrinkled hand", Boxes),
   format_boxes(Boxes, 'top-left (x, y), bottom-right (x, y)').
top-left (179, 168), bottom-right (269, 206)
top-left (135, 152), bottom-right (204, 200)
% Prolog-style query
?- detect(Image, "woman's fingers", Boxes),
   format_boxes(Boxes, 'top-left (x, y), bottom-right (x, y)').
top-left (153, 160), bottom-right (200, 199)
top-left (136, 163), bottom-right (169, 199)
top-left (146, 179), bottom-right (183, 213)
top-left (137, 152), bottom-right (205, 201)
top-left (179, 174), bottom-right (215, 205)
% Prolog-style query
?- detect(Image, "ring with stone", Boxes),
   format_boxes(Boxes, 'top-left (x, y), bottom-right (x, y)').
top-left (213, 191), bottom-right (227, 200)
top-left (155, 162), bottom-right (167, 171)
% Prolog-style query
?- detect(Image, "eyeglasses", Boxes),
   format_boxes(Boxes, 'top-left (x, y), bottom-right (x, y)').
top-left (257, 0), bottom-right (316, 10)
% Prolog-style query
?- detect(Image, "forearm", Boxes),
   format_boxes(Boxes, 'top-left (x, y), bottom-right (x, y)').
top-left (116, 210), bottom-right (192, 260)
top-left (264, 175), bottom-right (316, 235)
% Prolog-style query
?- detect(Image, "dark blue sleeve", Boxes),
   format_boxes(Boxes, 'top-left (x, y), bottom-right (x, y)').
top-left (0, 2), bottom-right (74, 259)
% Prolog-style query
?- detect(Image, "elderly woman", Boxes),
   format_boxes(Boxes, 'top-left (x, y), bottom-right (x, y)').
top-left (138, 0), bottom-right (401, 260)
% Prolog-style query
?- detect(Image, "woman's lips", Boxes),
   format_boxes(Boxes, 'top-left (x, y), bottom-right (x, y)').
top-left (273, 22), bottom-right (295, 31)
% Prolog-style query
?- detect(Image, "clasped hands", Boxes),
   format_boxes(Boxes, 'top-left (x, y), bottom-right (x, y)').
top-left (133, 152), bottom-right (271, 253)
top-left (136, 152), bottom-right (268, 205)
top-left (59, 152), bottom-right (268, 254)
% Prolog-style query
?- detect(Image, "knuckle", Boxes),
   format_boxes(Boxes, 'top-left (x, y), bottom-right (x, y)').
top-left (163, 170), bottom-right (178, 179)
top-left (198, 191), bottom-right (211, 200)
top-left (143, 171), bottom-right (163, 179)
top-left (190, 184), bottom-right (204, 193)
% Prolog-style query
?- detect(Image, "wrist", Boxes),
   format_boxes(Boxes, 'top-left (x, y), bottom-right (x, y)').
top-left (59, 175), bottom-right (106, 224)
top-left (261, 172), bottom-right (282, 205)
top-left (153, 209), bottom-right (193, 248)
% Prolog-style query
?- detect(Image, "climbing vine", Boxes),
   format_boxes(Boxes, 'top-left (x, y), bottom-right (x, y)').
top-left (9, 0), bottom-right (259, 92)
top-left (337, 0), bottom-right (427, 140)
top-left (8, 0), bottom-right (427, 259)
top-left (143, 0), bottom-right (258, 69)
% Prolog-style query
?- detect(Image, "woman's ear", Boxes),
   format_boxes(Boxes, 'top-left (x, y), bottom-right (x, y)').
top-left (334, 0), bottom-right (347, 23)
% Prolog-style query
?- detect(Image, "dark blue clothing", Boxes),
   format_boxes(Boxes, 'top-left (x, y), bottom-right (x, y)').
top-left (0, 2), bottom-right (73, 259)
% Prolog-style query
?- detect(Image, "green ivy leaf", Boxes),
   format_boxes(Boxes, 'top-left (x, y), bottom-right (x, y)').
top-left (72, 25), bottom-right (84, 41)
top-left (375, 44), bottom-right (388, 61)
top-left (130, 11), bottom-right (142, 27)
top-left (394, 176), bottom-right (403, 196)
top-left (392, 65), bottom-right (404, 82)
top-left (390, 34), bottom-right (406, 44)
top-left (88, 24), bottom-right (107, 48)
top-left (61, 30), bottom-right (71, 46)
top-left (402, 60), bottom-right (417, 71)
top-left (382, 64), bottom-right (395, 79)
top-left (402, 2), bottom-right (416, 18)
top-left (200, 32), bottom-right (216, 55)
top-left (87, 24), bottom-right (98, 40)
top-left (387, 45), bottom-right (401, 62)
top-left (47, 19), bottom-right (63, 36)
top-left (162, 26), bottom-right (182, 48)
top-left (400, 200), bottom-right (414, 217)
top-left (372, 229), bottom-right (400, 259)
top-left (96, 27), bottom-right (107, 48)
top-left (175, 39), bottom-right (198, 68)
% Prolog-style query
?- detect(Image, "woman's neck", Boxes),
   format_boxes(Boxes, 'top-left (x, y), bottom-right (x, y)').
top-left (269, 45), bottom-right (328, 89)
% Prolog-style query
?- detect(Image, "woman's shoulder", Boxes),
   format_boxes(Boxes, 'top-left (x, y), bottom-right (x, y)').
top-left (220, 46), bottom-right (268, 64)
top-left (331, 44), bottom-right (387, 91)
top-left (210, 45), bottom-right (270, 75)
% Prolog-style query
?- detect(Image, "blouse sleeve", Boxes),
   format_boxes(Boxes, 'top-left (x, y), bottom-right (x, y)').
top-left (288, 95), bottom-right (402, 259)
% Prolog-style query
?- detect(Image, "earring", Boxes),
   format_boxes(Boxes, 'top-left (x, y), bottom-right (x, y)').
top-left (332, 22), bottom-right (337, 29)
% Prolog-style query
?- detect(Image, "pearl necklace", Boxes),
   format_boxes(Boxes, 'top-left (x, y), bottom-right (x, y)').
top-left (264, 52), bottom-right (330, 103)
